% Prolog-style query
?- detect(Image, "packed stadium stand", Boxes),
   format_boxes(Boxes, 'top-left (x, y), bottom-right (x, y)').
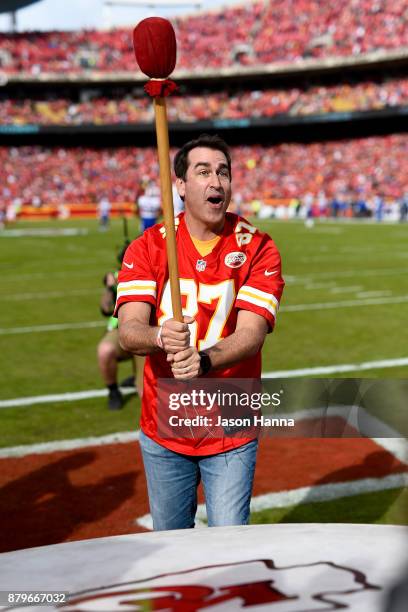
top-left (0, 0), bottom-right (407, 75)
top-left (0, 0), bottom-right (407, 222)
top-left (1, 77), bottom-right (407, 125)
top-left (1, 134), bottom-right (406, 209)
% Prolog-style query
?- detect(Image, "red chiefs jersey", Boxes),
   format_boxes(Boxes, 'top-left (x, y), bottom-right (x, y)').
top-left (115, 212), bottom-right (284, 455)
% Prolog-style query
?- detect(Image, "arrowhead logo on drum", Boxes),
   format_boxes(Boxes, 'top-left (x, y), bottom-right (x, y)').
top-left (61, 558), bottom-right (380, 611)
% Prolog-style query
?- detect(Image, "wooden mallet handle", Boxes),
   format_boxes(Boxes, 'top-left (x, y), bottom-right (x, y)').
top-left (133, 17), bottom-right (183, 323)
top-left (154, 97), bottom-right (183, 322)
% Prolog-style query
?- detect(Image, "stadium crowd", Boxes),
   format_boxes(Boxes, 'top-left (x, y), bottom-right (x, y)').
top-left (1, 78), bottom-right (407, 125)
top-left (1, 134), bottom-right (406, 211)
top-left (0, 0), bottom-right (406, 75)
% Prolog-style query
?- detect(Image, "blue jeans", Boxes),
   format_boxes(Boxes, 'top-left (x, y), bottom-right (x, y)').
top-left (140, 217), bottom-right (157, 232)
top-left (139, 431), bottom-right (258, 531)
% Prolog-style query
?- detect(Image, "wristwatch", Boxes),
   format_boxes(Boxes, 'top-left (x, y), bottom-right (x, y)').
top-left (199, 351), bottom-right (212, 376)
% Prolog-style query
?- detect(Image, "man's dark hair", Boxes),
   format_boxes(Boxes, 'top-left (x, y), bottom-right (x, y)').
top-left (174, 134), bottom-right (232, 181)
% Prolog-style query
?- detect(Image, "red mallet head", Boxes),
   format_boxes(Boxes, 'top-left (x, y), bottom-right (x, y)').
top-left (133, 17), bottom-right (177, 79)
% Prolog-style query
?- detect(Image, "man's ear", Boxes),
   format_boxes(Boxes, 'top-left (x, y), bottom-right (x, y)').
top-left (176, 177), bottom-right (185, 199)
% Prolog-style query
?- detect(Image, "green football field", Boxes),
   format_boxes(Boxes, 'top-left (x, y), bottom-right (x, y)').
top-left (0, 216), bottom-right (407, 446)
top-left (0, 217), bottom-right (407, 531)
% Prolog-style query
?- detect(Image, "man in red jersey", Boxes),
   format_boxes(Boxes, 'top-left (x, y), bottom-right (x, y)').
top-left (115, 135), bottom-right (284, 530)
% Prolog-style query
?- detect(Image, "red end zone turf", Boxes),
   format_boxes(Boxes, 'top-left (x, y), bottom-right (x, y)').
top-left (0, 434), bottom-right (406, 553)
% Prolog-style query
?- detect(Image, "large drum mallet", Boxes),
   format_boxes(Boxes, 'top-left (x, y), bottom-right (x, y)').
top-left (133, 17), bottom-right (183, 322)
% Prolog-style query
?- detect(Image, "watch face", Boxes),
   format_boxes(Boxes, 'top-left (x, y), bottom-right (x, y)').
top-left (200, 352), bottom-right (211, 375)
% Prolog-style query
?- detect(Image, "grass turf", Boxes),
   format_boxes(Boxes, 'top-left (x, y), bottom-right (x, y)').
top-left (250, 487), bottom-right (408, 526)
top-left (1, 217), bottom-right (407, 447)
top-left (0, 395), bottom-right (141, 448)
top-left (0, 217), bottom-right (406, 530)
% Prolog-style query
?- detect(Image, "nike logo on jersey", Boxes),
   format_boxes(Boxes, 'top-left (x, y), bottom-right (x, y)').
top-left (123, 261), bottom-right (134, 269)
top-left (265, 270), bottom-right (277, 276)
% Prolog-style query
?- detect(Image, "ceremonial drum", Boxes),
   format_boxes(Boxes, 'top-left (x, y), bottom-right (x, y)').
top-left (0, 524), bottom-right (406, 611)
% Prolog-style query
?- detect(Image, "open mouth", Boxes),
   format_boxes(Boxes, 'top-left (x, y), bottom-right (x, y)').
top-left (207, 195), bottom-right (224, 206)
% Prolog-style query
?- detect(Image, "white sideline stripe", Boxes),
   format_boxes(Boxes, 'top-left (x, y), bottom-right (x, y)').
top-left (2, 294), bottom-right (408, 336)
top-left (342, 406), bottom-right (403, 439)
top-left (0, 386), bottom-right (136, 408)
top-left (0, 228), bottom-right (88, 237)
top-left (281, 294), bottom-right (408, 312)
top-left (373, 438), bottom-right (408, 465)
top-left (287, 267), bottom-right (408, 284)
top-left (356, 290), bottom-right (392, 299)
top-left (3, 289), bottom-right (100, 301)
top-left (0, 409), bottom-right (406, 462)
top-left (329, 286), bottom-right (362, 294)
top-left (1, 357), bottom-right (408, 409)
top-left (0, 431), bottom-right (140, 458)
top-left (0, 321), bottom-right (105, 335)
top-left (263, 357), bottom-right (408, 378)
top-left (305, 282), bottom-right (337, 290)
top-left (250, 473), bottom-right (408, 512)
top-left (4, 265), bottom-right (405, 285)
top-left (251, 473), bottom-right (408, 511)
top-left (271, 405), bottom-right (405, 440)
top-left (135, 472), bottom-right (408, 531)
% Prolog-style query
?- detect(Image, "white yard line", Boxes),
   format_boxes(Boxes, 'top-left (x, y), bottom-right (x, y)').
top-left (263, 357), bottom-right (408, 378)
top-left (1, 357), bottom-right (407, 409)
top-left (339, 247), bottom-right (376, 253)
top-left (135, 471), bottom-right (408, 530)
top-left (249, 473), bottom-right (408, 511)
top-left (269, 406), bottom-right (404, 440)
top-left (287, 267), bottom-right (408, 284)
top-left (0, 228), bottom-right (89, 238)
top-left (0, 386), bottom-right (136, 408)
top-left (356, 290), bottom-right (392, 298)
top-left (2, 270), bottom-right (98, 281)
top-left (0, 431), bottom-right (140, 458)
top-left (281, 294), bottom-right (408, 312)
top-left (3, 289), bottom-right (100, 301)
top-left (372, 438), bottom-right (408, 465)
top-left (2, 293), bottom-right (408, 336)
top-left (329, 286), bottom-right (362, 294)
top-left (305, 282), bottom-right (337, 290)
top-left (3, 266), bottom-right (406, 286)
top-left (0, 321), bottom-right (105, 335)
top-left (0, 405), bottom-right (406, 461)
